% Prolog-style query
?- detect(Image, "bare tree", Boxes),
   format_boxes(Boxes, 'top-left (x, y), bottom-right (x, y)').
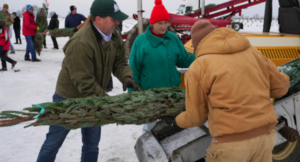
top-left (252, 14), bottom-right (260, 19)
top-left (16, 10), bottom-right (22, 17)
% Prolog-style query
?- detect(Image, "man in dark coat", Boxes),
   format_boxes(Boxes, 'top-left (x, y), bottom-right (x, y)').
top-left (48, 12), bottom-right (59, 49)
top-left (65, 5), bottom-right (86, 28)
top-left (12, 12), bottom-right (21, 44)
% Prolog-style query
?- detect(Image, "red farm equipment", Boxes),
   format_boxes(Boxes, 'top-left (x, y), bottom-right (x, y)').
top-left (123, 0), bottom-right (268, 57)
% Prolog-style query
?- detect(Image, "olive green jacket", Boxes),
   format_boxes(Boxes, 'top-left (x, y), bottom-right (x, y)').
top-left (0, 10), bottom-right (13, 32)
top-left (55, 21), bottom-right (133, 98)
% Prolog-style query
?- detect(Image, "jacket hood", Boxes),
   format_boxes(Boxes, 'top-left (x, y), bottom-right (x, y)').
top-left (52, 13), bottom-right (58, 19)
top-left (195, 28), bottom-right (250, 58)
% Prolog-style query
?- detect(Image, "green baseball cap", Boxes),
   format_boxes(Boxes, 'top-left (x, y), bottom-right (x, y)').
top-left (90, 0), bottom-right (128, 21)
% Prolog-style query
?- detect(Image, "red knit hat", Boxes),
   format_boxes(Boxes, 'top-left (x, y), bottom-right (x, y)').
top-left (150, 0), bottom-right (170, 24)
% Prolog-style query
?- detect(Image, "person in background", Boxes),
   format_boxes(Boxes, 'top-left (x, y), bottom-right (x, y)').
top-left (22, 4), bottom-right (41, 62)
top-left (160, 20), bottom-right (290, 162)
top-left (65, 5), bottom-right (86, 29)
top-left (129, 0), bottom-right (195, 133)
top-left (48, 11), bottom-right (59, 49)
top-left (0, 4), bottom-right (13, 34)
top-left (8, 25), bottom-right (15, 54)
top-left (36, 0), bottom-right (140, 162)
top-left (0, 20), bottom-right (17, 71)
top-left (12, 12), bottom-right (21, 44)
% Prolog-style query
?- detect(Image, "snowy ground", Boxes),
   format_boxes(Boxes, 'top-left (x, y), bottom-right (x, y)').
top-left (0, 18), bottom-right (279, 162)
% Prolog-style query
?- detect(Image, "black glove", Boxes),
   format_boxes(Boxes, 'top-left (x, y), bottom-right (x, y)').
top-left (122, 76), bottom-right (141, 91)
top-left (73, 28), bottom-right (78, 33)
top-left (159, 116), bottom-right (179, 127)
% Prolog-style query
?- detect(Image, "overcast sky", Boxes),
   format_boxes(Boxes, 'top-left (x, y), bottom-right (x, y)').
top-left (1, 0), bottom-right (279, 18)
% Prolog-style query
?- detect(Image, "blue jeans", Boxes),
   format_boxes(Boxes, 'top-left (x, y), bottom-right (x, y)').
top-left (9, 39), bottom-right (14, 51)
top-left (36, 93), bottom-right (101, 162)
top-left (14, 29), bottom-right (21, 41)
top-left (25, 36), bottom-right (37, 60)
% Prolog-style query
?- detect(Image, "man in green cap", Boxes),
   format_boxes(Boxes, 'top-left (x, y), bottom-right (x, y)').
top-left (36, 1), bottom-right (140, 162)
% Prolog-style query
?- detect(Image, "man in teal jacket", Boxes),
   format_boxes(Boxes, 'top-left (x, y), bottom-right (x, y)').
top-left (129, 0), bottom-right (195, 133)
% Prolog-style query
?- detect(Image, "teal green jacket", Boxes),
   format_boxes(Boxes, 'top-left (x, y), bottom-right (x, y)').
top-left (129, 26), bottom-right (195, 91)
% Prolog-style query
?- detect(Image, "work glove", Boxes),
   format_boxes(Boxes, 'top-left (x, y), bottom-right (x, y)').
top-left (122, 76), bottom-right (141, 91)
top-left (73, 27), bottom-right (78, 33)
top-left (37, 26), bottom-right (40, 31)
top-left (159, 116), bottom-right (179, 128)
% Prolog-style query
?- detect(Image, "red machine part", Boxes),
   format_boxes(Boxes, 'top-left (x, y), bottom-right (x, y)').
top-left (185, 0), bottom-right (266, 19)
top-left (170, 14), bottom-right (231, 31)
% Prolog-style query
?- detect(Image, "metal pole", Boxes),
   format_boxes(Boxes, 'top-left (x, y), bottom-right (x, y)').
top-left (263, 0), bottom-right (272, 32)
top-left (137, 0), bottom-right (143, 35)
top-left (201, 0), bottom-right (205, 17)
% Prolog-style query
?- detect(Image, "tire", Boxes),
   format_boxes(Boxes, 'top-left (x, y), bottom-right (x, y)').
top-left (124, 19), bottom-right (176, 58)
top-left (232, 22), bottom-right (241, 31)
top-left (272, 140), bottom-right (300, 162)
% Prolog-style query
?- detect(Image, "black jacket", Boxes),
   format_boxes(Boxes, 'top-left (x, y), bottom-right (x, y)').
top-left (13, 16), bottom-right (21, 30)
top-left (48, 13), bottom-right (59, 30)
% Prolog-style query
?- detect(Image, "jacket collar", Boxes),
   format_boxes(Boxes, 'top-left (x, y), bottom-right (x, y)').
top-left (145, 25), bottom-right (171, 47)
top-left (90, 21), bottom-right (117, 42)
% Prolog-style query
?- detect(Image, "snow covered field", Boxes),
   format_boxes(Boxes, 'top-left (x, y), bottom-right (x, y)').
top-left (0, 18), bottom-right (280, 162)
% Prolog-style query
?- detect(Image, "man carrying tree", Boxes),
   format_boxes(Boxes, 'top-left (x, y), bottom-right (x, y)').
top-left (36, 0), bottom-right (140, 162)
top-left (160, 20), bottom-right (290, 162)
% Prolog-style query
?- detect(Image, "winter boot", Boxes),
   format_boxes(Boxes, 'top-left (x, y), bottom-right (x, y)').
top-left (11, 62), bottom-right (17, 69)
top-left (0, 67), bottom-right (7, 71)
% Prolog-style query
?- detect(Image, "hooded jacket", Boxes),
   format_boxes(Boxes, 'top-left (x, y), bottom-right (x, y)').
top-left (48, 13), bottom-right (59, 30)
top-left (55, 21), bottom-right (133, 98)
top-left (22, 11), bottom-right (37, 36)
top-left (176, 28), bottom-right (290, 142)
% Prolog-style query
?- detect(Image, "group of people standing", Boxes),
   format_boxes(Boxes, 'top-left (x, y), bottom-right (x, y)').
top-left (0, 3), bottom-right (87, 72)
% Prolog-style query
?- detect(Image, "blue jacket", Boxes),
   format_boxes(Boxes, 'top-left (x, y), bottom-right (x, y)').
top-left (129, 26), bottom-right (195, 91)
top-left (65, 13), bottom-right (86, 28)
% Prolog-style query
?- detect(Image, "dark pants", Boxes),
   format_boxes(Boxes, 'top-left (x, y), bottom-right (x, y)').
top-left (36, 93), bottom-right (101, 162)
top-left (106, 76), bottom-right (113, 91)
top-left (14, 29), bottom-right (21, 44)
top-left (0, 50), bottom-right (15, 69)
top-left (51, 36), bottom-right (58, 49)
top-left (43, 36), bottom-right (46, 48)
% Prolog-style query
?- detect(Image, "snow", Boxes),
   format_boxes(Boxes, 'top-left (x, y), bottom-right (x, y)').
top-left (0, 18), bottom-right (279, 162)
